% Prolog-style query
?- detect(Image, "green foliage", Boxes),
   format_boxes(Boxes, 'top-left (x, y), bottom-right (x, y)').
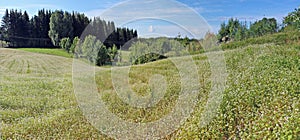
top-left (80, 35), bottom-right (100, 63)
top-left (132, 53), bottom-right (167, 65)
top-left (1, 30), bottom-right (299, 139)
top-left (70, 36), bottom-right (80, 53)
top-left (284, 7), bottom-right (300, 30)
top-left (1, 9), bottom-right (31, 47)
top-left (0, 40), bottom-right (8, 47)
top-left (128, 37), bottom-right (204, 65)
top-left (1, 9), bottom-right (87, 48)
top-left (2, 6), bottom-right (300, 140)
top-left (218, 22), bottom-right (228, 40)
top-left (129, 41), bottom-right (149, 64)
top-left (0, 8), bottom-right (137, 49)
top-left (29, 9), bottom-right (53, 47)
top-left (48, 10), bottom-right (73, 46)
top-left (107, 44), bottom-right (118, 61)
top-left (59, 37), bottom-right (71, 52)
top-left (176, 36), bottom-right (204, 54)
top-left (72, 12), bottom-right (90, 38)
top-left (18, 48), bottom-right (73, 58)
top-left (96, 43), bottom-right (109, 66)
top-left (186, 41), bottom-right (204, 54)
top-left (129, 38), bottom-right (189, 64)
top-left (76, 35), bottom-right (109, 66)
top-left (221, 30), bottom-right (300, 50)
top-left (218, 18), bottom-right (278, 42)
top-left (218, 18), bottom-right (248, 42)
top-left (80, 17), bottom-right (137, 49)
top-left (250, 18), bottom-right (277, 37)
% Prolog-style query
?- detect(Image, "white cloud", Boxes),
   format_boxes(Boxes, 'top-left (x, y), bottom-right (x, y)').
top-left (148, 25), bottom-right (154, 33)
top-left (84, 0), bottom-right (211, 39)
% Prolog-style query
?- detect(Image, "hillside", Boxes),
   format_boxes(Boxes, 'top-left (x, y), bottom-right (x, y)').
top-left (0, 33), bottom-right (299, 139)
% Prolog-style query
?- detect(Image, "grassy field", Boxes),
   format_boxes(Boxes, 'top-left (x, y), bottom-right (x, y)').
top-left (18, 48), bottom-right (73, 58)
top-left (0, 35), bottom-right (299, 139)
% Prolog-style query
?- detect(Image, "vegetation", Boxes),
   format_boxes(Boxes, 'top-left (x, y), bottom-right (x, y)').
top-left (48, 10), bottom-right (75, 46)
top-left (0, 49), bottom-right (104, 139)
top-left (218, 17), bottom-right (278, 42)
top-left (59, 37), bottom-right (72, 53)
top-left (283, 7), bottom-right (300, 31)
top-left (174, 43), bottom-right (300, 139)
top-left (128, 37), bottom-right (203, 65)
top-left (0, 9), bottom-right (137, 50)
top-left (221, 30), bottom-right (300, 50)
top-left (18, 48), bottom-right (73, 58)
top-left (1, 9), bottom-right (53, 47)
top-left (85, 17), bottom-right (138, 48)
top-left (218, 18), bottom-right (248, 41)
top-left (0, 40), bottom-right (8, 47)
top-left (217, 6), bottom-right (300, 43)
top-left (1, 29), bottom-right (299, 138)
top-left (0, 4), bottom-right (299, 140)
top-left (0, 8), bottom-right (138, 66)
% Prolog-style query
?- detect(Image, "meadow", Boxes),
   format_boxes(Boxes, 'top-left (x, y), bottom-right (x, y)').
top-left (0, 33), bottom-right (299, 139)
top-left (17, 48), bottom-right (73, 58)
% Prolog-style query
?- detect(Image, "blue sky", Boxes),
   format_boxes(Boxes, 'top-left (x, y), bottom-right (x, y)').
top-left (0, 0), bottom-right (299, 38)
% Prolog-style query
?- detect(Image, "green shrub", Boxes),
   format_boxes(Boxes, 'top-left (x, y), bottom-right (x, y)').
top-left (132, 53), bottom-right (167, 65)
top-left (59, 37), bottom-right (71, 52)
top-left (70, 37), bottom-right (80, 53)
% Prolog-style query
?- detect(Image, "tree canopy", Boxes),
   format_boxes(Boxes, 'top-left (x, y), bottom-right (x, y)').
top-left (283, 7), bottom-right (300, 31)
top-left (218, 17), bottom-right (278, 42)
top-left (0, 9), bottom-right (137, 49)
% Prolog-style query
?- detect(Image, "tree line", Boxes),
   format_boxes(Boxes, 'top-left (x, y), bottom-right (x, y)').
top-left (218, 17), bottom-right (277, 42)
top-left (218, 7), bottom-right (300, 43)
top-left (0, 9), bottom-right (138, 48)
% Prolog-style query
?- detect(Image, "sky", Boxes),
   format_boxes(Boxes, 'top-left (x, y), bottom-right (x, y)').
top-left (0, 0), bottom-right (299, 38)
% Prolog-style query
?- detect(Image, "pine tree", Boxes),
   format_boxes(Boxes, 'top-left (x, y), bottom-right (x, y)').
top-left (1, 9), bottom-right (10, 42)
top-left (49, 10), bottom-right (74, 46)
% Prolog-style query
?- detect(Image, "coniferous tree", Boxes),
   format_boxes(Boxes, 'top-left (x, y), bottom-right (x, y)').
top-left (1, 9), bottom-right (10, 42)
top-left (49, 10), bottom-right (74, 46)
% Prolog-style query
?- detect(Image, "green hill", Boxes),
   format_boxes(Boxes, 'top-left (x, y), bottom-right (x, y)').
top-left (0, 31), bottom-right (299, 139)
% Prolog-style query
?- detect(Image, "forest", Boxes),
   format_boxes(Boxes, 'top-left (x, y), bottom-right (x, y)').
top-left (1, 8), bottom-right (299, 66)
top-left (0, 9), bottom-right (137, 48)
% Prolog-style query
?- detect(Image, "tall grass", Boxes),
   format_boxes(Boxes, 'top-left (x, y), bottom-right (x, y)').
top-left (221, 31), bottom-right (300, 50)
top-left (0, 31), bottom-right (299, 139)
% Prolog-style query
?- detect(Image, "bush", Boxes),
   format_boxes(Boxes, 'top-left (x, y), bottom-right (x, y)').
top-left (59, 37), bottom-right (71, 52)
top-left (129, 38), bottom-right (187, 64)
top-left (75, 35), bottom-right (109, 66)
top-left (70, 37), bottom-right (80, 54)
top-left (132, 53), bottom-right (167, 65)
top-left (221, 31), bottom-right (300, 50)
top-left (0, 40), bottom-right (8, 48)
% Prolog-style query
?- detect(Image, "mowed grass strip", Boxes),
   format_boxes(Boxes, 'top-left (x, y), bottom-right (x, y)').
top-left (0, 48), bottom-right (108, 139)
top-left (18, 48), bottom-right (73, 58)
